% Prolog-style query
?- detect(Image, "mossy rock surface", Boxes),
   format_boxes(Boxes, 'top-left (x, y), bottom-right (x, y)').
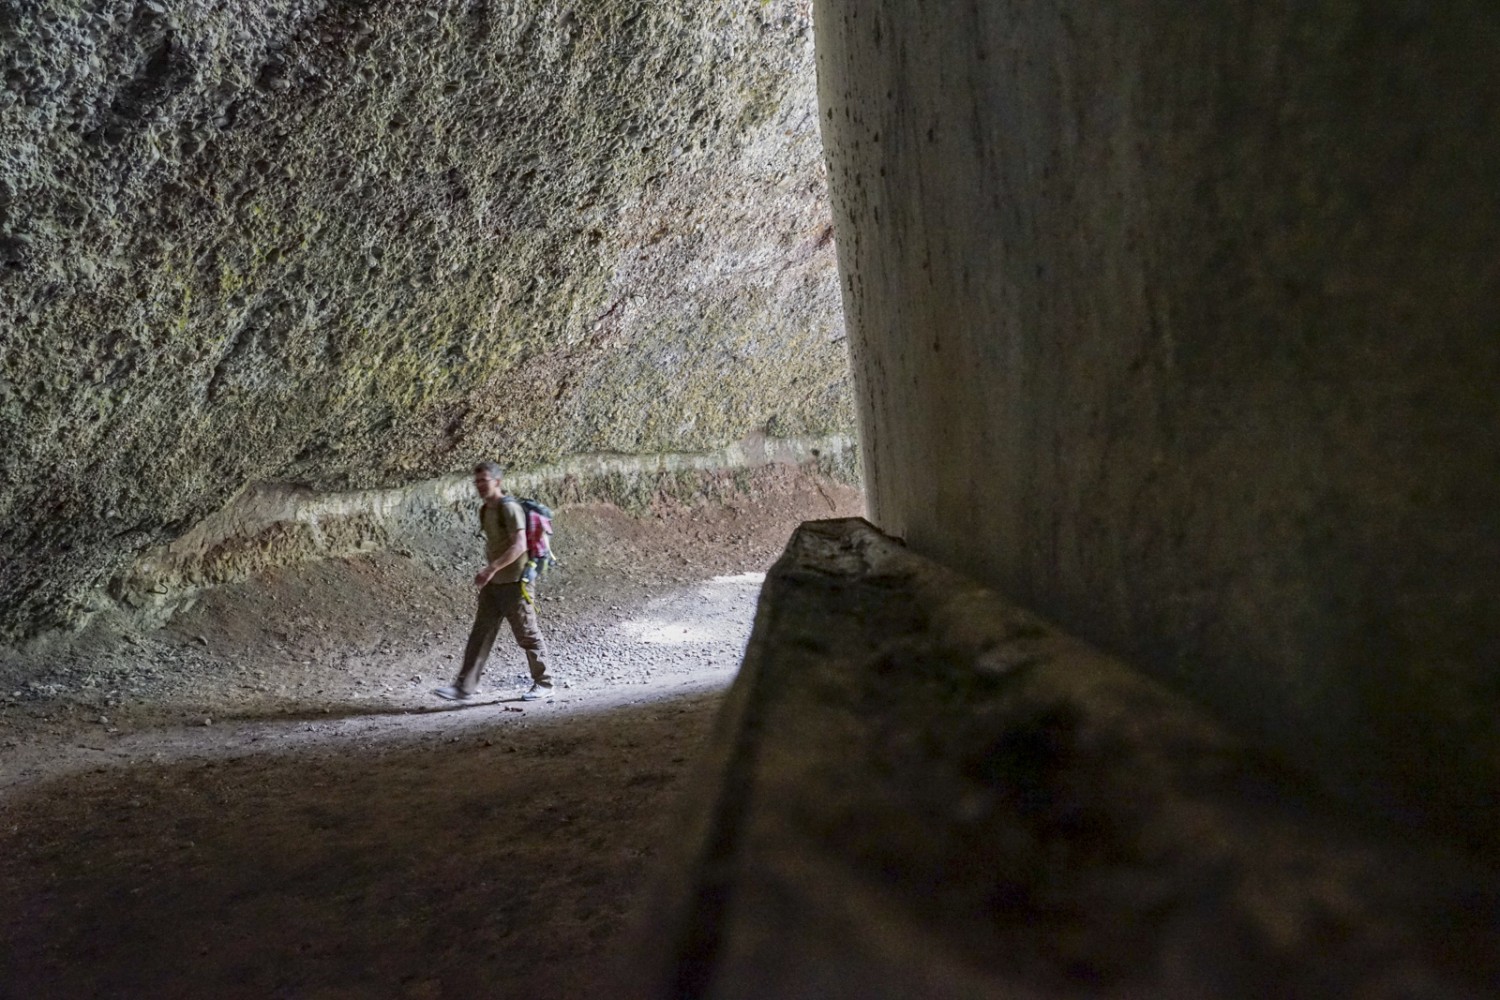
top-left (0, 0), bottom-right (852, 639)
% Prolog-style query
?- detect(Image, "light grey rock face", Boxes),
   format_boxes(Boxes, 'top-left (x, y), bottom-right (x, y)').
top-left (0, 0), bottom-right (851, 638)
top-left (815, 0), bottom-right (1500, 850)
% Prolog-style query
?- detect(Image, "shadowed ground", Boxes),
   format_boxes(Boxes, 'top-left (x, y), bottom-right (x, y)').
top-left (3, 683), bottom-right (725, 1000)
top-left (0, 464), bottom-right (864, 999)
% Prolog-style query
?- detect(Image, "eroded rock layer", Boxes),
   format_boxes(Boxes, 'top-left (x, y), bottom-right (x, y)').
top-left (0, 0), bottom-right (851, 638)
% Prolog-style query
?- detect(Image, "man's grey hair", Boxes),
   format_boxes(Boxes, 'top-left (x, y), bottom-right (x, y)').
top-left (474, 461), bottom-right (504, 479)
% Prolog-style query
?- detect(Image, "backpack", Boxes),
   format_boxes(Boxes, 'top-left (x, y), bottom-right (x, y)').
top-left (502, 495), bottom-right (557, 582)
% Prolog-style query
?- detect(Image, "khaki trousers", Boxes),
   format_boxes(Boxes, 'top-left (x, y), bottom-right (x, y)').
top-left (454, 581), bottom-right (552, 695)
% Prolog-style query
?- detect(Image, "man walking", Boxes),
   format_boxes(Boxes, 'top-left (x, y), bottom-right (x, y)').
top-left (434, 461), bottom-right (555, 702)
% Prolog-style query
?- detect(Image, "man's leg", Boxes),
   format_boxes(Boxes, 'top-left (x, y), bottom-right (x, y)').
top-left (501, 585), bottom-right (553, 687)
top-left (453, 584), bottom-right (505, 695)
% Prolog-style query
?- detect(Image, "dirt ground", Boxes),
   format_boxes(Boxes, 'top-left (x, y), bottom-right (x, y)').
top-left (0, 465), bottom-right (863, 1000)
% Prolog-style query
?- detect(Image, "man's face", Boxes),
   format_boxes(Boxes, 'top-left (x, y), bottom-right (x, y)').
top-left (474, 472), bottom-right (503, 502)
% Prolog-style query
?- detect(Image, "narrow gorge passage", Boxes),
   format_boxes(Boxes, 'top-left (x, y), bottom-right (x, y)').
top-left (0, 466), bottom-right (864, 1000)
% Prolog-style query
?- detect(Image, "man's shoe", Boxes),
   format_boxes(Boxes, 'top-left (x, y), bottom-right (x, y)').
top-left (433, 685), bottom-right (472, 702)
top-left (521, 683), bottom-right (553, 702)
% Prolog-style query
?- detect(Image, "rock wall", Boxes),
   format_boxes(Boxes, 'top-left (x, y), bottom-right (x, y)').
top-left (113, 433), bottom-right (857, 623)
top-left (815, 1), bottom-right (1500, 846)
top-left (0, 0), bottom-right (852, 639)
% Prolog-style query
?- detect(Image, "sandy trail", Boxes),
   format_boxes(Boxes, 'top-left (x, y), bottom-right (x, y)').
top-left (1, 572), bottom-right (763, 793)
top-left (0, 467), bottom-right (861, 1000)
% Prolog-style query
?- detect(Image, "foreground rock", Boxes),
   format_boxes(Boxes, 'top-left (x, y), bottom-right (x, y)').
top-left (630, 519), bottom-right (1500, 998)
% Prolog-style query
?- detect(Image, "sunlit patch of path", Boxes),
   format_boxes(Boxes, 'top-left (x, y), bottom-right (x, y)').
top-left (0, 573), bottom-right (766, 793)
top-left (617, 572), bottom-right (766, 646)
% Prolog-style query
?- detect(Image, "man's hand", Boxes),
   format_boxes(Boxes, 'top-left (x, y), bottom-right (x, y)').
top-left (474, 526), bottom-right (526, 589)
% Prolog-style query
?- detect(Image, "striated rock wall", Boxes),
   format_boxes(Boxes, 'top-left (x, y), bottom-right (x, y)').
top-left (113, 433), bottom-right (857, 622)
top-left (0, 0), bottom-right (851, 638)
top-left (815, 1), bottom-right (1500, 847)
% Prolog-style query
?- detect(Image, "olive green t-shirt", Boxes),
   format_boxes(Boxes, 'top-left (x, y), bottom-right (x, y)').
top-left (479, 499), bottom-right (527, 583)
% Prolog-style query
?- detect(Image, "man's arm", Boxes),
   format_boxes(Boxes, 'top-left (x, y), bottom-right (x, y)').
top-left (475, 528), bottom-right (526, 587)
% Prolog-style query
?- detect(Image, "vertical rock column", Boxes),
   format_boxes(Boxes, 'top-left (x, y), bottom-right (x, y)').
top-left (814, 1), bottom-right (1500, 846)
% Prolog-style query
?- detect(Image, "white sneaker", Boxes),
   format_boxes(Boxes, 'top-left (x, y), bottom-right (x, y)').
top-left (521, 683), bottom-right (553, 701)
top-left (433, 685), bottom-right (471, 702)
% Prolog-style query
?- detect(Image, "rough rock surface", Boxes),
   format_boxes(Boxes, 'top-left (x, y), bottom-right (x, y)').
top-left (629, 519), bottom-right (1500, 998)
top-left (0, 0), bottom-right (849, 639)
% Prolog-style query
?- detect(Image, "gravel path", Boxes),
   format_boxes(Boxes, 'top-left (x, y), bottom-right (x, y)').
top-left (0, 467), bottom-right (862, 999)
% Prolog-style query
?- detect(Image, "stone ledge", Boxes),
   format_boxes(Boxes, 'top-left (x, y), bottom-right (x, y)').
top-left (108, 435), bottom-right (859, 623)
top-left (627, 518), bottom-right (1499, 998)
